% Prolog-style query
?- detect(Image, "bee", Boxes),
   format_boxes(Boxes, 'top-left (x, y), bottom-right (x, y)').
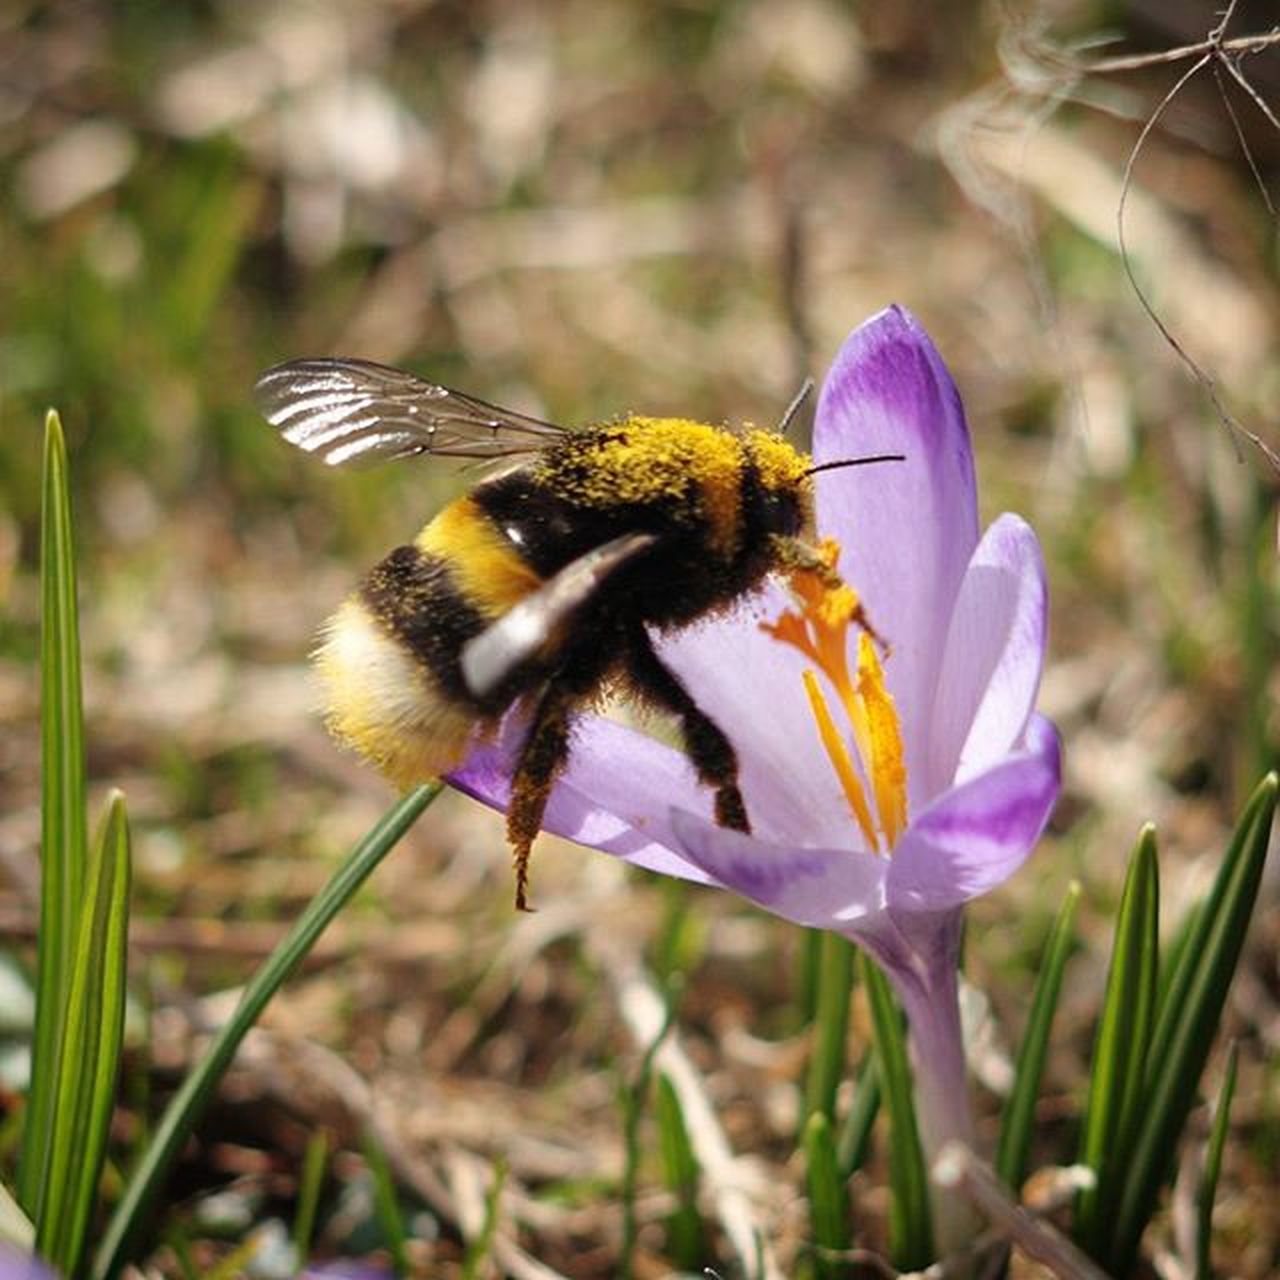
top-left (256, 358), bottom-right (900, 909)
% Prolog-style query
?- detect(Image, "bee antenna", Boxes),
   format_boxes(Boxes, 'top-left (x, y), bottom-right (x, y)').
top-left (777, 377), bottom-right (815, 435)
top-left (805, 453), bottom-right (906, 477)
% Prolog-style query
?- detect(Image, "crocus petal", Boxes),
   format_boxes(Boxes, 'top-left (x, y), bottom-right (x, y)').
top-left (812, 306), bottom-right (980, 813)
top-left (927, 513), bottom-right (1048, 792)
top-left (450, 714), bottom-right (715, 884)
top-left (669, 808), bottom-right (887, 929)
top-left (885, 714), bottom-right (1060, 912)
top-left (657, 584), bottom-right (876, 848)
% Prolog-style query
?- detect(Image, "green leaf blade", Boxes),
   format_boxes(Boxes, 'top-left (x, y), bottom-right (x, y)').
top-left (1106, 774), bottom-right (1275, 1275)
top-left (655, 1073), bottom-right (703, 1269)
top-left (804, 1111), bottom-right (849, 1278)
top-left (91, 782), bottom-right (442, 1280)
top-left (20, 410), bottom-right (90, 1218)
top-left (36, 792), bottom-right (131, 1276)
top-left (1076, 827), bottom-right (1159, 1251)
top-left (996, 881), bottom-right (1080, 1191)
top-left (858, 951), bottom-right (932, 1270)
top-left (803, 933), bottom-right (855, 1132)
top-left (1196, 1043), bottom-right (1237, 1280)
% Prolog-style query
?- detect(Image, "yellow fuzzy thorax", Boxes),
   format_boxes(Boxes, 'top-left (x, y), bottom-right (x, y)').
top-left (537, 417), bottom-right (810, 558)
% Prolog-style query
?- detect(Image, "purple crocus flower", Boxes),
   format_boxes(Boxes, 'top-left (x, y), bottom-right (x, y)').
top-left (452, 305), bottom-right (1059, 1254)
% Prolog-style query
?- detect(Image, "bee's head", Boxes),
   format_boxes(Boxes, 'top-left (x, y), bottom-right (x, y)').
top-left (745, 431), bottom-right (814, 537)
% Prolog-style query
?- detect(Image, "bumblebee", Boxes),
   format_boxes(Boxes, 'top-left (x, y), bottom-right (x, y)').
top-left (256, 358), bottom-right (898, 909)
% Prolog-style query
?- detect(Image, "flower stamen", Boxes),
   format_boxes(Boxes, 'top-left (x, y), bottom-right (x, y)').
top-left (762, 539), bottom-right (908, 851)
top-left (856, 632), bottom-right (908, 846)
top-left (802, 670), bottom-right (879, 852)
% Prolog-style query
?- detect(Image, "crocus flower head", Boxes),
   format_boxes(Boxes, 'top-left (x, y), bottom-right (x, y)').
top-left (453, 305), bottom-right (1060, 1253)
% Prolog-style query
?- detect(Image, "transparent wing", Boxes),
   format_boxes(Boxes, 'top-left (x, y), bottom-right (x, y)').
top-left (461, 533), bottom-right (658, 698)
top-left (254, 357), bottom-right (568, 467)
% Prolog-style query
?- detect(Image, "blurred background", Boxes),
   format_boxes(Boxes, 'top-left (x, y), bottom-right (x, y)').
top-left (1, 0), bottom-right (1278, 1274)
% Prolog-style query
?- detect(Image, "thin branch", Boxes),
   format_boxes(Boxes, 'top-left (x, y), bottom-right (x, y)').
top-left (1108, 0), bottom-right (1280, 473)
top-left (1213, 60), bottom-right (1276, 218)
top-left (1078, 30), bottom-right (1280, 75)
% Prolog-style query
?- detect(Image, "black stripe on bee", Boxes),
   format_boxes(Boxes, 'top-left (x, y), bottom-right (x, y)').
top-left (359, 546), bottom-right (513, 713)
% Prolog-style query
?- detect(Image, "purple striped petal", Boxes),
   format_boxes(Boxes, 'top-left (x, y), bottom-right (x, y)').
top-left (885, 714), bottom-right (1060, 911)
top-left (812, 306), bottom-right (980, 815)
top-left (669, 808), bottom-right (887, 929)
top-left (927, 513), bottom-right (1048, 792)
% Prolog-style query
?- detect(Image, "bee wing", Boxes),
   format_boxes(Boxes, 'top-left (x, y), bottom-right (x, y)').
top-left (461, 533), bottom-right (658, 698)
top-left (255, 357), bottom-right (568, 467)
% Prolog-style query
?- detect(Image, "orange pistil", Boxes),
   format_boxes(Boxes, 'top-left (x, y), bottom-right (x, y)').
top-left (762, 539), bottom-right (908, 852)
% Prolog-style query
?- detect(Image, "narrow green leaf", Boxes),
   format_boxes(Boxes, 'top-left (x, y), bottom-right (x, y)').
top-left (995, 882), bottom-right (1080, 1191)
top-left (1196, 1044), bottom-right (1237, 1280)
top-left (363, 1128), bottom-right (408, 1276)
top-left (618, 981), bottom-right (676, 1280)
top-left (20, 410), bottom-right (90, 1217)
top-left (1107, 774), bottom-right (1275, 1275)
top-left (655, 1073), bottom-right (703, 1269)
top-left (1156, 898), bottom-right (1202, 1025)
top-left (36, 792), bottom-right (131, 1276)
top-left (857, 951), bottom-right (932, 1270)
top-left (803, 933), bottom-right (855, 1131)
top-left (91, 783), bottom-right (442, 1280)
top-left (836, 1051), bottom-right (879, 1179)
top-left (1076, 827), bottom-right (1159, 1251)
top-left (291, 1127), bottom-right (330, 1267)
top-left (797, 928), bottom-right (824, 1027)
top-left (805, 1111), bottom-right (850, 1278)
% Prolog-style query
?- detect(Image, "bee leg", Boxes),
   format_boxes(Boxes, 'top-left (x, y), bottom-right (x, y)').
top-left (626, 627), bottom-right (750, 834)
top-left (507, 680), bottom-right (577, 912)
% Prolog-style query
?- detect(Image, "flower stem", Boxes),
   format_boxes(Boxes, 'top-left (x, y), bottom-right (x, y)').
top-left (890, 958), bottom-right (983, 1260)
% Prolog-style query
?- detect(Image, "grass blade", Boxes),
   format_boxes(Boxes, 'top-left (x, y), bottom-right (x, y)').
top-left (803, 933), bottom-right (855, 1131)
top-left (91, 782), bottom-right (442, 1280)
top-left (1106, 774), bottom-right (1276, 1275)
top-left (1075, 827), bottom-right (1158, 1252)
top-left (363, 1127), bottom-right (409, 1276)
top-left (1196, 1043), bottom-right (1237, 1280)
top-left (291, 1127), bottom-right (330, 1268)
top-left (655, 1073), bottom-right (703, 1269)
top-left (618, 982), bottom-right (676, 1280)
top-left (805, 1111), bottom-right (850, 1278)
top-left (35, 793), bottom-right (131, 1275)
top-left (19, 410), bottom-right (89, 1218)
top-left (995, 881), bottom-right (1080, 1191)
top-left (857, 951), bottom-right (932, 1270)
top-left (836, 1051), bottom-right (879, 1179)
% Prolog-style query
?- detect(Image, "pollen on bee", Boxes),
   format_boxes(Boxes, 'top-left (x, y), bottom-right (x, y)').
top-left (536, 417), bottom-right (746, 556)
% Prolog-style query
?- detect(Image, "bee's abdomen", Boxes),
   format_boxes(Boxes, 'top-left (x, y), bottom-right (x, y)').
top-left (359, 544), bottom-right (493, 706)
top-left (314, 499), bottom-right (545, 788)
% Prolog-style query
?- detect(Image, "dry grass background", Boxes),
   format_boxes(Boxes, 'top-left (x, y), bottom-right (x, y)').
top-left (0, 1), bottom-right (1278, 1275)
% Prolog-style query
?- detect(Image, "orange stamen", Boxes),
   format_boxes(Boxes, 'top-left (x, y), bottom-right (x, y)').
top-left (763, 538), bottom-right (909, 851)
top-left (856, 633), bottom-right (908, 847)
top-left (803, 671), bottom-right (879, 851)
